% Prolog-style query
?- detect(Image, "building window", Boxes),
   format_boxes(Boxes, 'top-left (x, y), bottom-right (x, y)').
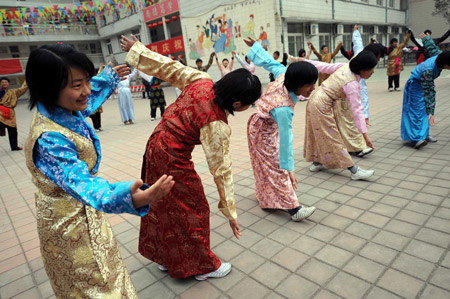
top-left (29, 45), bottom-right (38, 52)
top-left (287, 23), bottom-right (303, 34)
top-left (361, 0), bottom-right (368, 2)
top-left (131, 29), bottom-right (141, 41)
top-left (389, 0), bottom-right (394, 7)
top-left (90, 43), bottom-right (100, 54)
top-left (287, 35), bottom-right (304, 56)
top-left (377, 0), bottom-right (383, 5)
top-left (9, 45), bottom-right (20, 58)
top-left (78, 44), bottom-right (89, 52)
top-left (342, 34), bottom-right (352, 54)
top-left (106, 39), bottom-right (113, 55)
top-left (319, 35), bottom-right (330, 49)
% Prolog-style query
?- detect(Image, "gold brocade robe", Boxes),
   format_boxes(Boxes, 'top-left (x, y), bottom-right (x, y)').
top-left (387, 32), bottom-right (411, 76)
top-left (304, 64), bottom-right (358, 169)
top-left (25, 112), bottom-right (137, 299)
top-left (334, 99), bottom-right (367, 152)
top-left (0, 81), bottom-right (28, 128)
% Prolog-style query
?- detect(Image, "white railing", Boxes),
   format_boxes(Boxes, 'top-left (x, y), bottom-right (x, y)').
top-left (1, 24), bottom-right (99, 37)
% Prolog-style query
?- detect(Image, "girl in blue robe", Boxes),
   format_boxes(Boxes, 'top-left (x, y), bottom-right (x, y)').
top-left (401, 35), bottom-right (450, 149)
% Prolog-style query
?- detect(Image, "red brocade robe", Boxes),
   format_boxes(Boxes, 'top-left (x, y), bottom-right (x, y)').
top-left (126, 42), bottom-right (237, 278)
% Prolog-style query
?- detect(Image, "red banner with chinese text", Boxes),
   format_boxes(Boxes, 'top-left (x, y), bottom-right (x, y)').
top-left (143, 0), bottom-right (179, 22)
top-left (0, 59), bottom-right (23, 75)
top-left (146, 35), bottom-right (184, 55)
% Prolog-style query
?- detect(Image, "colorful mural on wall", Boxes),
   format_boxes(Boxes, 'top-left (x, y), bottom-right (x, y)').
top-left (184, 0), bottom-right (272, 60)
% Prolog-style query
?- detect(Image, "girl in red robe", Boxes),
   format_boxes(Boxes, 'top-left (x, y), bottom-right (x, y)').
top-left (121, 35), bottom-right (262, 280)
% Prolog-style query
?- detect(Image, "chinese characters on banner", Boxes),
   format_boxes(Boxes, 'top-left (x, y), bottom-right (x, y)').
top-left (146, 35), bottom-right (184, 55)
top-left (143, 0), bottom-right (179, 22)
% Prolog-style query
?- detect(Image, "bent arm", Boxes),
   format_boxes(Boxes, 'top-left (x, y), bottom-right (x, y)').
top-left (353, 30), bottom-right (364, 54)
top-left (125, 41), bottom-right (210, 91)
top-left (305, 59), bottom-right (345, 74)
top-left (310, 44), bottom-right (322, 60)
top-left (247, 42), bottom-right (286, 79)
top-left (398, 32), bottom-right (411, 49)
top-left (420, 70), bottom-right (436, 115)
top-left (33, 132), bottom-right (149, 216)
top-left (13, 81), bottom-right (28, 98)
top-left (204, 52), bottom-right (215, 71)
top-left (343, 81), bottom-right (367, 134)
top-left (200, 121), bottom-right (237, 220)
top-left (423, 36), bottom-right (442, 57)
top-left (331, 41), bottom-right (343, 59)
top-left (434, 28), bottom-right (450, 45)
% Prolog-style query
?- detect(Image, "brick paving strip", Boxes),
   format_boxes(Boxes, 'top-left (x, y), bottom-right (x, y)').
top-left (1, 73), bottom-right (449, 298)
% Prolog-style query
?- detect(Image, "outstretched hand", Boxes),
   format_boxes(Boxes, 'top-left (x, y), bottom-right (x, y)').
top-left (243, 36), bottom-right (257, 47)
top-left (131, 175), bottom-right (174, 209)
top-left (419, 33), bottom-right (426, 39)
top-left (121, 34), bottom-right (139, 52)
top-left (110, 63), bottom-right (130, 81)
top-left (229, 219), bottom-right (242, 239)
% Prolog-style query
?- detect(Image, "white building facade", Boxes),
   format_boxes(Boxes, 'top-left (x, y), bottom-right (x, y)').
top-left (179, 0), bottom-right (409, 82)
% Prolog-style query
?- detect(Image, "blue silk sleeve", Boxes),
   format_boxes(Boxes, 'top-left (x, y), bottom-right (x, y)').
top-left (270, 106), bottom-right (294, 171)
top-left (33, 131), bottom-right (149, 216)
top-left (81, 65), bottom-right (120, 117)
top-left (247, 42), bottom-right (286, 79)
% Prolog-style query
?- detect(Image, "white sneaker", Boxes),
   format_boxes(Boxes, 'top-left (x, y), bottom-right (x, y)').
top-left (156, 263), bottom-right (168, 271)
top-left (291, 206), bottom-right (316, 222)
top-left (356, 147), bottom-right (374, 157)
top-left (151, 118), bottom-right (156, 121)
top-left (388, 87), bottom-right (394, 92)
top-left (394, 88), bottom-right (401, 91)
top-left (195, 262), bottom-right (232, 281)
top-left (309, 163), bottom-right (328, 172)
top-left (351, 167), bottom-right (375, 180)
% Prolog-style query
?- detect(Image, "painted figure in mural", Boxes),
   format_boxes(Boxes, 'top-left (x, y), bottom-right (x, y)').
top-left (189, 38), bottom-right (201, 60)
top-left (309, 41), bottom-right (343, 85)
top-left (258, 26), bottom-right (270, 49)
top-left (214, 52), bottom-right (234, 77)
top-left (224, 18), bottom-right (237, 54)
top-left (196, 25), bottom-right (205, 57)
top-left (243, 14), bottom-right (255, 39)
top-left (213, 18), bottom-right (227, 53)
top-left (203, 20), bottom-right (213, 49)
top-left (234, 21), bottom-right (241, 38)
top-left (210, 14), bottom-right (219, 42)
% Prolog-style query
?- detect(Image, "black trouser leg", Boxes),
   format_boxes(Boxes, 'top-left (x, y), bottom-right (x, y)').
top-left (151, 108), bottom-right (156, 118)
top-left (90, 113), bottom-right (101, 129)
top-left (394, 74), bottom-right (400, 88)
top-left (7, 125), bottom-right (18, 150)
top-left (388, 76), bottom-right (394, 88)
top-left (160, 106), bottom-right (165, 117)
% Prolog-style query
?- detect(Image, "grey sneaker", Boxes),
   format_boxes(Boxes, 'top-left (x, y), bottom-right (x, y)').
top-left (309, 163), bottom-right (328, 172)
top-left (291, 206), bottom-right (316, 222)
top-left (413, 139), bottom-right (428, 149)
top-left (426, 136), bottom-right (437, 143)
top-left (195, 262), bottom-right (232, 281)
top-left (351, 167), bottom-right (375, 180)
top-left (356, 147), bottom-right (374, 157)
top-left (156, 263), bottom-right (168, 271)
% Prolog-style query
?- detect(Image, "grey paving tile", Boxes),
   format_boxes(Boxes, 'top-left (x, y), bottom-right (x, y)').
top-left (343, 255), bottom-right (385, 283)
top-left (405, 201), bottom-right (437, 216)
top-left (404, 240), bottom-right (446, 263)
top-left (345, 221), bottom-right (379, 240)
top-left (346, 198), bottom-right (375, 210)
top-left (306, 225), bottom-right (339, 243)
top-left (130, 268), bottom-right (157, 292)
top-left (384, 219), bottom-right (420, 238)
top-left (11, 287), bottom-right (41, 299)
top-left (212, 240), bottom-right (245, 261)
top-left (334, 205), bottom-right (364, 220)
top-left (414, 193), bottom-right (445, 206)
top-left (372, 231), bottom-right (410, 251)
top-left (320, 214), bottom-right (352, 230)
top-left (377, 269), bottom-right (424, 299)
top-left (0, 275), bottom-right (34, 299)
top-left (315, 245), bottom-right (353, 268)
top-left (429, 267), bottom-right (450, 291)
top-left (250, 238), bottom-right (284, 259)
top-left (396, 210), bottom-right (429, 226)
top-left (290, 235), bottom-right (326, 256)
top-left (275, 274), bottom-right (319, 299)
top-left (415, 228), bottom-right (450, 248)
top-left (419, 284), bottom-right (450, 299)
top-left (161, 276), bottom-right (198, 295)
top-left (268, 227), bottom-right (301, 246)
top-left (248, 219), bottom-right (280, 236)
top-left (179, 281), bottom-right (221, 299)
top-left (230, 250), bottom-right (265, 274)
top-left (231, 228), bottom-right (263, 249)
top-left (379, 195), bottom-right (409, 208)
top-left (365, 287), bottom-right (403, 299)
top-left (313, 289), bottom-right (343, 299)
top-left (359, 242), bottom-right (398, 266)
top-left (434, 207), bottom-right (450, 220)
top-left (297, 258), bottom-right (337, 285)
top-left (358, 212), bottom-right (391, 228)
top-left (38, 280), bottom-right (54, 298)
top-left (271, 247), bottom-right (309, 272)
top-left (251, 261), bottom-right (290, 289)
top-left (425, 217), bottom-right (450, 233)
top-left (392, 253), bottom-right (435, 281)
top-left (228, 277), bottom-right (270, 299)
top-left (442, 252), bottom-right (450, 269)
top-left (208, 268), bottom-right (245, 291)
top-left (139, 281), bottom-right (175, 299)
top-left (0, 264), bottom-right (31, 287)
top-left (330, 232), bottom-right (366, 253)
top-left (326, 271), bottom-right (371, 299)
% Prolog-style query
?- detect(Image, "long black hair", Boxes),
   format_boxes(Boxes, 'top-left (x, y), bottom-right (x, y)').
top-left (26, 44), bottom-right (95, 110)
top-left (284, 61), bottom-right (318, 92)
top-left (213, 68), bottom-right (261, 114)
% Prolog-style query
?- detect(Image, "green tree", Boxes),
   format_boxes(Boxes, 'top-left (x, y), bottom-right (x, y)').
top-left (433, 0), bottom-right (450, 25)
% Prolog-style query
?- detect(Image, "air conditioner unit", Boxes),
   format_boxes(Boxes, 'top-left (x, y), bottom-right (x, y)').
top-left (374, 25), bottom-right (380, 34)
top-left (359, 25), bottom-right (364, 34)
top-left (398, 27), bottom-right (403, 34)
top-left (309, 23), bottom-right (319, 35)
top-left (387, 26), bottom-right (393, 34)
top-left (335, 24), bottom-right (344, 35)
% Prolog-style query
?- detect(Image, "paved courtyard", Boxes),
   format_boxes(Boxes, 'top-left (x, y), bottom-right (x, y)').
top-left (1, 68), bottom-right (450, 299)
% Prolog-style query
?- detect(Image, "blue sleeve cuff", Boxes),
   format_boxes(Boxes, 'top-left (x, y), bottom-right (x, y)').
top-left (110, 182), bottom-right (150, 216)
top-left (270, 107), bottom-right (294, 171)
